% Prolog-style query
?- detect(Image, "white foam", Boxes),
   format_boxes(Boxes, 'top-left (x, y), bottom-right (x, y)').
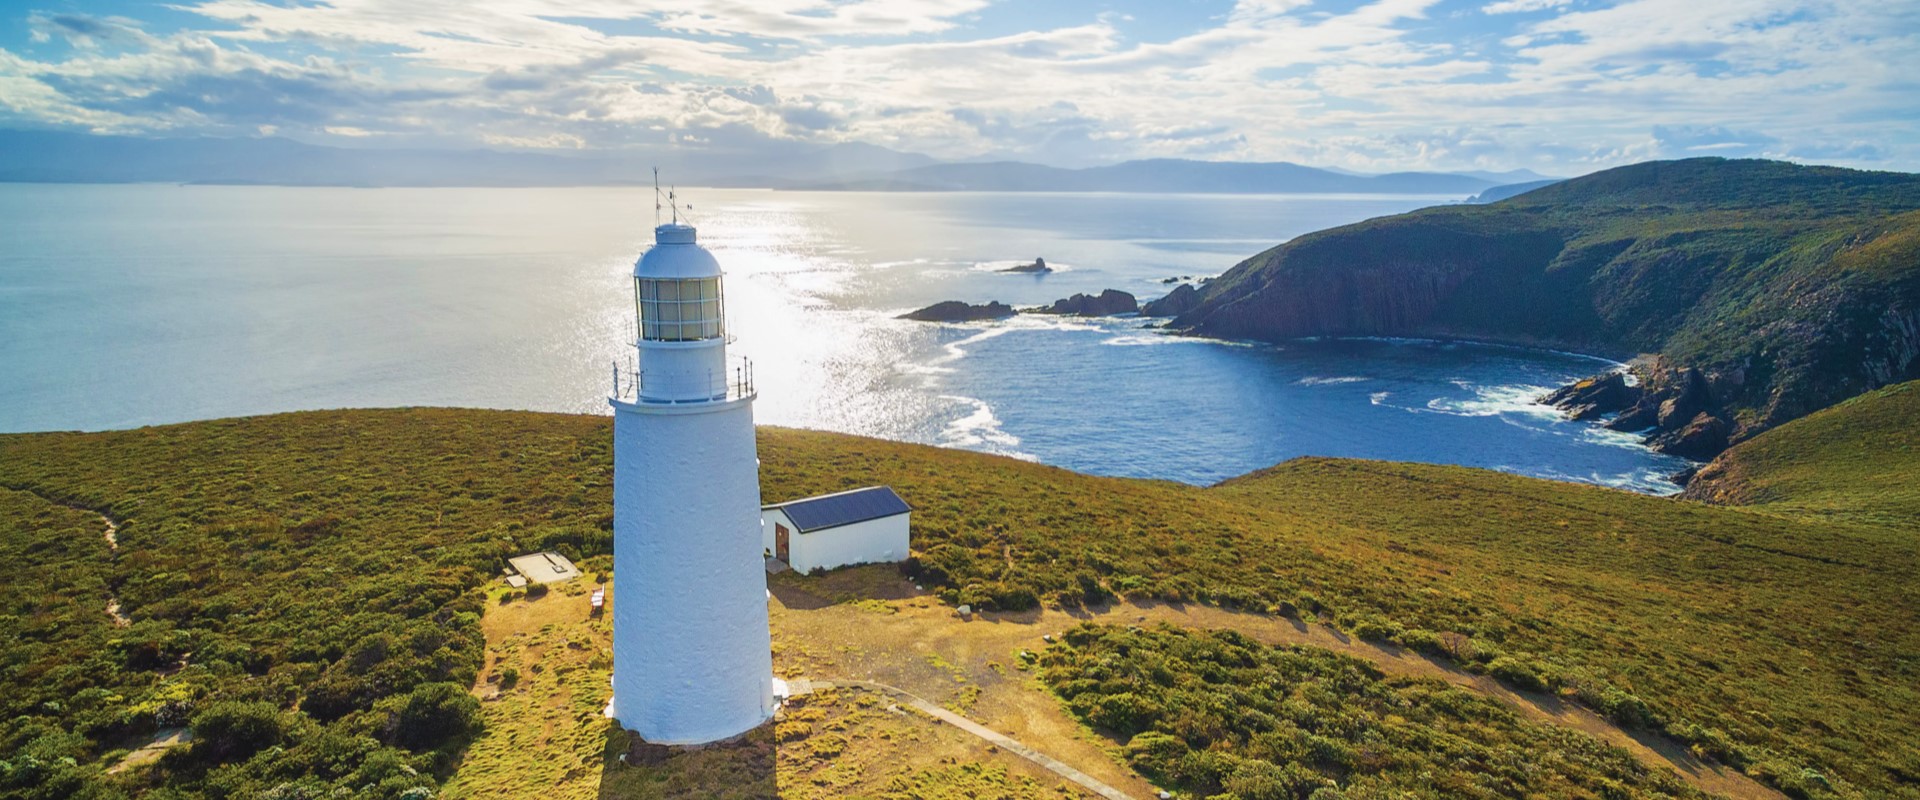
top-left (928, 325), bottom-right (1019, 366)
top-left (1423, 383), bottom-right (1562, 420)
top-left (1579, 425), bottom-right (1654, 449)
top-left (1526, 465), bottom-right (1681, 495)
top-left (898, 315), bottom-right (1108, 387)
top-left (936, 395), bottom-right (1036, 460)
top-left (1101, 333), bottom-right (1215, 346)
top-left (1296, 376), bottom-right (1369, 386)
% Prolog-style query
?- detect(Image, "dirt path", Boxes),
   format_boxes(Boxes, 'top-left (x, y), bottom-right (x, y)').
top-left (94, 510), bottom-right (129, 627)
top-left (3, 486), bottom-right (129, 626)
top-left (769, 574), bottom-right (1783, 800)
top-left (806, 679), bottom-right (1138, 800)
top-left (107, 729), bottom-right (190, 775)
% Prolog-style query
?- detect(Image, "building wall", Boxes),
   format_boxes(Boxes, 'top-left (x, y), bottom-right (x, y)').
top-left (787, 513), bottom-right (911, 574)
top-left (761, 508), bottom-right (792, 557)
top-left (611, 396), bottom-right (774, 745)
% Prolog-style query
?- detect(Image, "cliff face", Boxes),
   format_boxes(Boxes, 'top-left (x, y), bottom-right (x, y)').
top-left (1184, 219), bottom-right (1572, 342)
top-left (1174, 159), bottom-right (1920, 458)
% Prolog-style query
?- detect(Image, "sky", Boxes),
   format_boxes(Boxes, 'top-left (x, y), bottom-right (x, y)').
top-left (1, 0), bottom-right (1916, 173)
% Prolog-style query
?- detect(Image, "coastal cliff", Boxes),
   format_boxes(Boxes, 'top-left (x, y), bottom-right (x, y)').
top-left (1172, 158), bottom-right (1920, 457)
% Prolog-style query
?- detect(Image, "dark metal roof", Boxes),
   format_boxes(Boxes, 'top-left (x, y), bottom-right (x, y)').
top-left (765, 486), bottom-right (910, 533)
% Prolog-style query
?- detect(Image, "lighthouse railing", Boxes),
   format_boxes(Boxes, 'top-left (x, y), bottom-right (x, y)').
top-left (611, 354), bottom-right (754, 405)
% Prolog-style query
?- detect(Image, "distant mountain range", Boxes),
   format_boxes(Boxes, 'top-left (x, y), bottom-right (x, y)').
top-left (0, 129), bottom-right (937, 188)
top-left (0, 129), bottom-right (1553, 195)
top-left (783, 159), bottom-right (1550, 194)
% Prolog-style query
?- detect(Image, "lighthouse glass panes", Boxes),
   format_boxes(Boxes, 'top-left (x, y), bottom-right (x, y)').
top-left (636, 277), bottom-right (724, 341)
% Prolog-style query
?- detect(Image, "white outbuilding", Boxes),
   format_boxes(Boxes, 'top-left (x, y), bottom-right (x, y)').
top-left (763, 486), bottom-right (912, 574)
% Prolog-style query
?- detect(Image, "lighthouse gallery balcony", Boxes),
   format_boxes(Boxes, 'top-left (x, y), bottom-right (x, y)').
top-left (610, 354), bottom-right (756, 405)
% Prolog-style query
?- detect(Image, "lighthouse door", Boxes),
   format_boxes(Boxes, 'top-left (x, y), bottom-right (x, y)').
top-left (775, 523), bottom-right (790, 562)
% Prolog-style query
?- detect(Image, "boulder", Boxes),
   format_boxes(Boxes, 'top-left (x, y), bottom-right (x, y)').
top-left (1655, 368), bottom-right (1713, 428)
top-left (1605, 400), bottom-right (1661, 432)
top-left (1540, 372), bottom-right (1635, 419)
top-left (1650, 412), bottom-right (1732, 461)
top-left (1000, 257), bottom-right (1052, 273)
top-left (1033, 289), bottom-right (1138, 317)
top-left (1142, 283), bottom-right (1203, 317)
top-left (899, 300), bottom-right (1017, 322)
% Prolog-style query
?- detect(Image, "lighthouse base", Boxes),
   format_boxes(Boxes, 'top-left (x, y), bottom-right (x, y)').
top-left (609, 394), bottom-right (775, 746)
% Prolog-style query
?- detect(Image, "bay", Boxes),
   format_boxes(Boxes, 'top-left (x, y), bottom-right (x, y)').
top-left (0, 184), bottom-right (1688, 491)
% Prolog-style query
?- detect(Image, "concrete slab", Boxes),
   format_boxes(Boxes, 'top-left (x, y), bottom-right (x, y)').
top-left (507, 551), bottom-right (581, 584)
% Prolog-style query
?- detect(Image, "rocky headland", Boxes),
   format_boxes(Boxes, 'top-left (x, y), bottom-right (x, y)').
top-left (1162, 158), bottom-right (1920, 460)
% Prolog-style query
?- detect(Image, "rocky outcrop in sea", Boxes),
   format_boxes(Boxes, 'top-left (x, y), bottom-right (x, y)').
top-left (1033, 289), bottom-right (1137, 317)
top-left (899, 300), bottom-right (1017, 322)
top-left (1142, 284), bottom-right (1202, 317)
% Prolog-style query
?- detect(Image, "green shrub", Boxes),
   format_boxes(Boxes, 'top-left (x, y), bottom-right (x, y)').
top-left (1488, 656), bottom-right (1549, 693)
top-left (1223, 758), bottom-right (1301, 800)
top-left (1068, 691), bottom-right (1161, 738)
top-left (190, 700), bottom-right (287, 762)
top-left (388, 682), bottom-right (482, 751)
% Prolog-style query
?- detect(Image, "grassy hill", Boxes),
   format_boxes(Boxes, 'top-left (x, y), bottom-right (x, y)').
top-left (1172, 158), bottom-right (1920, 452)
top-left (1682, 379), bottom-right (1920, 529)
top-left (2, 409), bottom-right (1916, 798)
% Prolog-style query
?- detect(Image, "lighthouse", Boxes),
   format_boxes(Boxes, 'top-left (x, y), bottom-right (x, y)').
top-left (608, 219), bottom-right (774, 744)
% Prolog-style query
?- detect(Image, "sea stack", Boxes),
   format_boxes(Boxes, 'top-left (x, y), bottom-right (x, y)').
top-left (606, 220), bottom-right (774, 744)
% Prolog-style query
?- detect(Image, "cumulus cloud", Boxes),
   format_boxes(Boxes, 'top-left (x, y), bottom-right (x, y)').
top-left (0, 0), bottom-right (1912, 172)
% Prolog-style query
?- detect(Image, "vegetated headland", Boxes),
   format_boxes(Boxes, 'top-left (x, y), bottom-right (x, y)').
top-left (2, 388), bottom-right (1916, 798)
top-left (1159, 158), bottom-right (1920, 463)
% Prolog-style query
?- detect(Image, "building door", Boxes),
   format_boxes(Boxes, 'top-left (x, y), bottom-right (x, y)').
top-left (775, 523), bottom-right (790, 562)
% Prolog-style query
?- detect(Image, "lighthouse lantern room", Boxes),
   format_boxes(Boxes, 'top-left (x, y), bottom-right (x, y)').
top-left (607, 219), bottom-right (774, 745)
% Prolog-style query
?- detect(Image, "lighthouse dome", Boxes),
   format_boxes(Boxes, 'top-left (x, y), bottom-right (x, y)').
top-left (635, 223), bottom-right (721, 279)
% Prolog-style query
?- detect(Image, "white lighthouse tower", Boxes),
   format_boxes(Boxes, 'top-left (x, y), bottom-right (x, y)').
top-left (608, 217), bottom-right (774, 744)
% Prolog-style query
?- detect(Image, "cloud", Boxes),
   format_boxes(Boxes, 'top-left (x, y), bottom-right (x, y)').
top-left (1482, 0), bottom-right (1570, 14)
top-left (779, 103), bottom-right (842, 131)
top-left (1652, 125), bottom-right (1779, 156)
top-left (0, 0), bottom-right (1911, 172)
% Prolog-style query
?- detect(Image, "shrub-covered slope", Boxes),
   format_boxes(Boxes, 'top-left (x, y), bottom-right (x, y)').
top-left (1682, 379), bottom-right (1920, 529)
top-left (1043, 624), bottom-right (1706, 800)
top-left (1173, 158), bottom-right (1920, 451)
top-left (0, 410), bottom-right (612, 798)
top-left (2, 410), bottom-right (1915, 798)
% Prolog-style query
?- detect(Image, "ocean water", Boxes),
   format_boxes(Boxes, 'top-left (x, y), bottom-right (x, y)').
top-left (0, 184), bottom-right (1689, 491)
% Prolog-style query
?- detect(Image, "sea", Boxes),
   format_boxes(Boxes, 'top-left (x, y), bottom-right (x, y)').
top-left (0, 184), bottom-right (1690, 492)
